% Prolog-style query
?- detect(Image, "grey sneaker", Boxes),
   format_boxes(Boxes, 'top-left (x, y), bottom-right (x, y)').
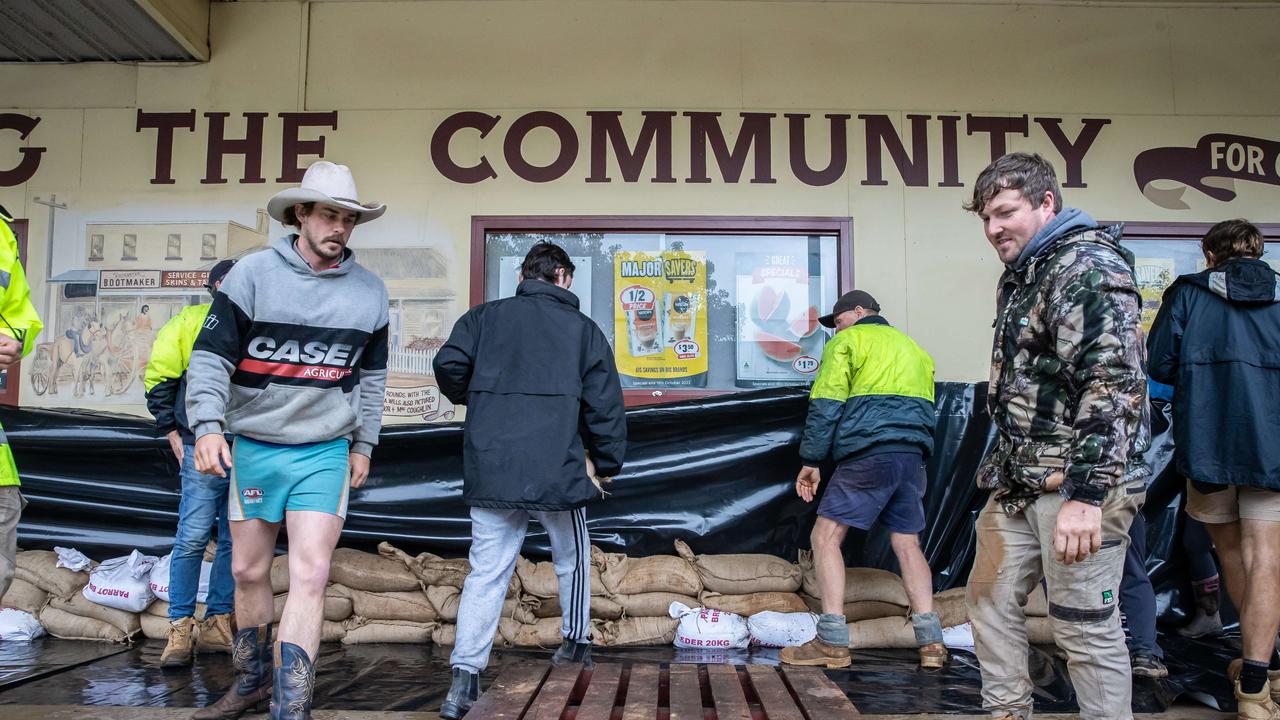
top-left (1131, 654), bottom-right (1169, 679)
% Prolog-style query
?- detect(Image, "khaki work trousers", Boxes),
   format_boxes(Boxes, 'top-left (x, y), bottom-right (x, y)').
top-left (0, 486), bottom-right (22, 599)
top-left (967, 482), bottom-right (1144, 719)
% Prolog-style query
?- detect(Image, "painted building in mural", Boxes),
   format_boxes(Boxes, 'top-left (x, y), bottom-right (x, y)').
top-left (0, 0), bottom-right (1276, 423)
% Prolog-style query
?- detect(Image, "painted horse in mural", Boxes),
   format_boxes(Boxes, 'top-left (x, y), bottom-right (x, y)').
top-left (30, 319), bottom-right (108, 398)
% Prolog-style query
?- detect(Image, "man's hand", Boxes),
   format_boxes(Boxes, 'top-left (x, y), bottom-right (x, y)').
top-left (0, 335), bottom-right (22, 369)
top-left (796, 466), bottom-right (821, 503)
top-left (1054, 499), bottom-right (1102, 565)
top-left (349, 452), bottom-right (370, 489)
top-left (194, 434), bottom-right (232, 478)
top-left (166, 430), bottom-right (184, 465)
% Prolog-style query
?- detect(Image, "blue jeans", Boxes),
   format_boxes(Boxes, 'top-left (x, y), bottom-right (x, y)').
top-left (169, 444), bottom-right (234, 620)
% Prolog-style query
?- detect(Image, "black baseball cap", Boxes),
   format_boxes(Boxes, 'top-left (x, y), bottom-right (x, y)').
top-left (818, 290), bottom-right (881, 328)
top-left (206, 259), bottom-right (237, 290)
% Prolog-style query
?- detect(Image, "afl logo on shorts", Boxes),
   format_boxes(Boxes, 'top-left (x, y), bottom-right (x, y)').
top-left (241, 487), bottom-right (264, 505)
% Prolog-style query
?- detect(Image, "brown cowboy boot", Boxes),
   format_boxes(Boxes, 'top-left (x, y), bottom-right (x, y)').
top-left (191, 623), bottom-right (273, 720)
top-left (270, 641), bottom-right (316, 720)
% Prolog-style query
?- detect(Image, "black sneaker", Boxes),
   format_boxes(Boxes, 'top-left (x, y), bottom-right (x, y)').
top-left (440, 667), bottom-right (480, 719)
top-left (550, 638), bottom-right (594, 668)
top-left (1131, 654), bottom-right (1169, 678)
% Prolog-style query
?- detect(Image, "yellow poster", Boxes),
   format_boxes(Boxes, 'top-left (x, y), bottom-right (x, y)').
top-left (614, 250), bottom-right (708, 388)
top-left (1134, 257), bottom-right (1175, 333)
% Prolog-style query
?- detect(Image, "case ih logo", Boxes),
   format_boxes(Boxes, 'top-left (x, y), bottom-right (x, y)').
top-left (241, 487), bottom-right (264, 504)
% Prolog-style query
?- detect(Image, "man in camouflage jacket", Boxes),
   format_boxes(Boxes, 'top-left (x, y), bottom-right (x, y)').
top-left (964, 153), bottom-right (1150, 720)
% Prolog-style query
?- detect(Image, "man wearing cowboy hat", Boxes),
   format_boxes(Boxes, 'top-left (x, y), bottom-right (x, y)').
top-left (186, 161), bottom-right (390, 720)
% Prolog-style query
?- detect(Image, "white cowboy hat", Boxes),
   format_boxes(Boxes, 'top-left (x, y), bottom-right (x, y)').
top-left (267, 161), bottom-right (386, 225)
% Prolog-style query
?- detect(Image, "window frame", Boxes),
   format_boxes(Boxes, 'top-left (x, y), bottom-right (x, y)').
top-left (470, 215), bottom-right (854, 406)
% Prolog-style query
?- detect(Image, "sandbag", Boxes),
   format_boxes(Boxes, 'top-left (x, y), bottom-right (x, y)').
top-left (597, 616), bottom-right (678, 647)
top-left (530, 593), bottom-right (623, 621)
top-left (1026, 616), bottom-right (1054, 645)
top-left (675, 540), bottom-right (800, 594)
top-left (139, 612), bottom-right (171, 641)
top-left (39, 605), bottom-right (130, 642)
top-left (49, 593), bottom-right (141, 636)
top-left (615, 592), bottom-right (699, 619)
top-left (1024, 585), bottom-right (1048, 617)
top-left (670, 602), bottom-right (750, 650)
top-left (748, 611), bottom-right (817, 648)
top-left (146, 600), bottom-right (207, 620)
top-left (698, 591), bottom-right (808, 617)
top-left (798, 551), bottom-right (910, 606)
top-left (1, 578), bottom-right (48, 614)
top-left (15, 550), bottom-right (89, 598)
top-left (348, 588), bottom-right (436, 623)
top-left (800, 594), bottom-right (908, 621)
top-left (324, 584), bottom-right (354, 622)
top-left (148, 554), bottom-right (213, 604)
top-left (934, 587), bottom-right (969, 628)
top-left (503, 617), bottom-right (566, 647)
top-left (270, 554), bottom-right (290, 594)
top-left (516, 556), bottom-right (605, 599)
top-left (341, 619), bottom-right (436, 645)
top-left (594, 549), bottom-right (701, 597)
top-left (426, 585), bottom-right (534, 624)
top-left (0, 608), bottom-right (45, 642)
top-left (321, 620), bottom-right (347, 643)
top-left (848, 616), bottom-right (916, 650)
top-left (430, 619), bottom-right (514, 647)
top-left (82, 551), bottom-right (157, 613)
top-left (331, 546), bottom-right (421, 592)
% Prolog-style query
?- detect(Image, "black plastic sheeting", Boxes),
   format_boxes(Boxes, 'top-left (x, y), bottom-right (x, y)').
top-left (9, 381), bottom-right (1174, 594)
top-left (0, 382), bottom-right (1247, 713)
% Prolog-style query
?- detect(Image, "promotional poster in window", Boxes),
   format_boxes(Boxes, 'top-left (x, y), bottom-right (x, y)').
top-left (614, 250), bottom-right (708, 388)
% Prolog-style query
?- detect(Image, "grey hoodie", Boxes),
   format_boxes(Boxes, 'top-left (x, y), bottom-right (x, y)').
top-left (185, 235), bottom-right (389, 456)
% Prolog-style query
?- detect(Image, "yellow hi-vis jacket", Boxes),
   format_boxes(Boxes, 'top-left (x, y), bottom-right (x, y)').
top-left (0, 212), bottom-right (44, 486)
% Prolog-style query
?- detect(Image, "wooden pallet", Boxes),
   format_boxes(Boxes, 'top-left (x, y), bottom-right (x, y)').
top-left (467, 661), bottom-right (861, 720)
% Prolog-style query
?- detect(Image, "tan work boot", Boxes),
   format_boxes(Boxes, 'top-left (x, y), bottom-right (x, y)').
top-left (1235, 680), bottom-right (1280, 720)
top-left (919, 641), bottom-right (948, 670)
top-left (1229, 659), bottom-right (1280, 705)
top-left (779, 638), bottom-right (851, 668)
top-left (161, 617), bottom-right (196, 668)
top-left (197, 613), bottom-right (234, 653)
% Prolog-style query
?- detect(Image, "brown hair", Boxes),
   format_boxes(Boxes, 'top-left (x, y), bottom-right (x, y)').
top-left (1202, 219), bottom-right (1264, 263)
top-left (963, 152), bottom-right (1063, 216)
top-left (282, 202), bottom-right (315, 229)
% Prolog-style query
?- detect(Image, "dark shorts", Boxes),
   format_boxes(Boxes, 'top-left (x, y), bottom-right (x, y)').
top-left (817, 452), bottom-right (926, 534)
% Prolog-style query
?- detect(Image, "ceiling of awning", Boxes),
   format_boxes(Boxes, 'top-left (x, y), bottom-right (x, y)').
top-left (0, 0), bottom-right (208, 63)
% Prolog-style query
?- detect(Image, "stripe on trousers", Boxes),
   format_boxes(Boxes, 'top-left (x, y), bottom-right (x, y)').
top-left (569, 507), bottom-right (587, 641)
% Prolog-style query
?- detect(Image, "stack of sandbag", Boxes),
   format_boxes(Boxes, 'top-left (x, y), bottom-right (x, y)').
top-left (1, 576), bottom-right (48, 614)
top-left (590, 546), bottom-right (700, 646)
top-left (42, 592), bottom-right (141, 642)
top-left (12, 550), bottom-right (89, 605)
top-left (846, 584), bottom-right (1052, 649)
top-left (677, 540), bottom-right (807, 618)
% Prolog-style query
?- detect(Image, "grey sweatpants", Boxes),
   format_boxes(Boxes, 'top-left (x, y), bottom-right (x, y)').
top-left (450, 506), bottom-right (591, 674)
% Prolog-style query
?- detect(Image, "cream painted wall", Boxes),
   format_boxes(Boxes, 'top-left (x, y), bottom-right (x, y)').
top-left (0, 0), bottom-right (1277, 417)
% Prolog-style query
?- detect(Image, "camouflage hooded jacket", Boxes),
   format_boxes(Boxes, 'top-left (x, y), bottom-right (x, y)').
top-left (978, 224), bottom-right (1150, 514)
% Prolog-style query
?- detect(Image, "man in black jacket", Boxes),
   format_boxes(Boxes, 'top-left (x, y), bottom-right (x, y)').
top-left (433, 242), bottom-right (626, 720)
top-left (1147, 219), bottom-right (1280, 719)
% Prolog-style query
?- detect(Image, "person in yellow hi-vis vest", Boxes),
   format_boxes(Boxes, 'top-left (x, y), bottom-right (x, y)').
top-left (0, 206), bottom-right (44, 602)
top-left (144, 258), bottom-right (237, 667)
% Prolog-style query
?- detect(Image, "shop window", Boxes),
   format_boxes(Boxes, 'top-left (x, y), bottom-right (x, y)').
top-left (166, 233), bottom-right (182, 260)
top-left (122, 234), bottom-right (137, 261)
top-left (89, 234), bottom-right (104, 261)
top-left (1118, 222), bottom-right (1280, 333)
top-left (474, 217), bottom-right (851, 406)
top-left (201, 233), bottom-right (217, 260)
